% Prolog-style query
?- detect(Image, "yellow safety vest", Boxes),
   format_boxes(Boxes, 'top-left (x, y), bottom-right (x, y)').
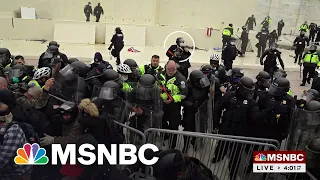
top-left (300, 24), bottom-right (308, 31)
top-left (122, 82), bottom-right (133, 92)
top-left (222, 26), bottom-right (232, 36)
top-left (287, 89), bottom-right (293, 96)
top-left (28, 79), bottom-right (44, 89)
top-left (139, 64), bottom-right (162, 75)
top-left (159, 73), bottom-right (183, 102)
top-left (301, 52), bottom-right (320, 66)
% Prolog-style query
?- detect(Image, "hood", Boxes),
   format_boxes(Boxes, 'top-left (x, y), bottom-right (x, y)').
top-left (94, 52), bottom-right (103, 62)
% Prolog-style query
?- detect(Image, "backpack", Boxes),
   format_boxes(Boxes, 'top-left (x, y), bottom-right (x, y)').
top-left (0, 121), bottom-right (39, 145)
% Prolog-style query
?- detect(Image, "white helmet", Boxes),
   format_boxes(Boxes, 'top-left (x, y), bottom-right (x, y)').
top-left (117, 64), bottom-right (132, 74)
top-left (210, 54), bottom-right (220, 62)
top-left (33, 67), bottom-right (51, 80)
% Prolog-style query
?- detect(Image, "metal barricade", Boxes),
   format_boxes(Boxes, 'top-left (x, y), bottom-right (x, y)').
top-left (144, 128), bottom-right (278, 180)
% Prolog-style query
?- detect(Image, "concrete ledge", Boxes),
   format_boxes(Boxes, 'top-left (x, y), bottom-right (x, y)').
top-left (54, 23), bottom-right (96, 44)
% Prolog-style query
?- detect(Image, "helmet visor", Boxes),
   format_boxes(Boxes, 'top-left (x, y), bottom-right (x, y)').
top-left (268, 85), bottom-right (285, 96)
top-left (98, 87), bottom-right (116, 100)
top-left (59, 65), bottom-right (79, 77)
top-left (301, 91), bottom-right (315, 102)
top-left (198, 76), bottom-right (210, 88)
top-left (136, 84), bottom-right (154, 100)
top-left (0, 54), bottom-right (8, 64)
top-left (239, 86), bottom-right (254, 99)
top-left (9, 69), bottom-right (23, 79)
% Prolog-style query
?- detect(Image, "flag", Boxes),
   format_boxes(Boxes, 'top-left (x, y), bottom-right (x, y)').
top-left (206, 27), bottom-right (212, 37)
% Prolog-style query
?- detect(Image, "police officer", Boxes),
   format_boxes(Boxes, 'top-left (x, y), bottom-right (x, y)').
top-left (245, 15), bottom-right (256, 31)
top-left (299, 45), bottom-right (320, 86)
top-left (257, 78), bottom-right (293, 144)
top-left (296, 89), bottom-right (320, 109)
top-left (260, 43), bottom-right (284, 79)
top-left (117, 64), bottom-right (133, 93)
top-left (268, 29), bottom-right (278, 48)
top-left (311, 69), bottom-right (320, 92)
top-left (305, 138), bottom-right (320, 179)
top-left (93, 3), bottom-right (104, 22)
top-left (213, 76), bottom-right (258, 179)
top-left (124, 59), bottom-right (140, 83)
top-left (221, 37), bottom-right (242, 71)
top-left (277, 19), bottom-right (285, 37)
top-left (208, 54), bottom-right (229, 84)
top-left (254, 71), bottom-right (271, 101)
top-left (128, 74), bottom-right (162, 132)
top-left (256, 28), bottom-right (268, 57)
top-left (240, 26), bottom-right (249, 56)
top-left (182, 70), bottom-right (210, 150)
top-left (139, 55), bottom-right (163, 77)
top-left (84, 2), bottom-right (93, 22)
top-left (157, 60), bottom-right (187, 148)
top-left (38, 42), bottom-right (68, 69)
top-left (0, 48), bottom-right (13, 70)
top-left (222, 23), bottom-right (234, 48)
top-left (226, 67), bottom-right (244, 92)
top-left (108, 27), bottom-right (124, 65)
top-left (261, 17), bottom-right (270, 32)
top-left (293, 31), bottom-right (309, 63)
top-left (300, 21), bottom-right (308, 32)
top-left (309, 22), bottom-right (317, 42)
top-left (166, 37), bottom-right (191, 79)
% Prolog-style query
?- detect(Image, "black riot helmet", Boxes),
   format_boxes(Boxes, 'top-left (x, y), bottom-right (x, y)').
top-left (70, 61), bottom-right (90, 78)
top-left (229, 37), bottom-right (236, 45)
top-left (238, 77), bottom-right (255, 99)
top-left (48, 41), bottom-right (60, 48)
top-left (124, 59), bottom-right (138, 69)
top-left (189, 70), bottom-right (210, 88)
top-left (256, 71), bottom-right (271, 88)
top-left (153, 149), bottom-right (184, 180)
top-left (47, 45), bottom-right (59, 54)
top-left (306, 138), bottom-right (320, 153)
top-left (99, 81), bottom-right (120, 100)
top-left (305, 138), bottom-right (320, 169)
top-left (0, 48), bottom-right (12, 67)
top-left (136, 74), bottom-right (157, 100)
top-left (273, 69), bottom-right (287, 79)
top-left (58, 102), bottom-right (78, 124)
top-left (268, 78), bottom-right (290, 97)
top-left (138, 74), bottom-right (155, 87)
top-left (69, 58), bottom-right (79, 64)
top-left (302, 89), bottom-right (320, 102)
top-left (115, 27), bottom-right (122, 34)
top-left (228, 68), bottom-right (244, 83)
top-left (101, 69), bottom-right (121, 85)
top-left (304, 100), bottom-right (320, 111)
top-left (200, 64), bottom-right (212, 77)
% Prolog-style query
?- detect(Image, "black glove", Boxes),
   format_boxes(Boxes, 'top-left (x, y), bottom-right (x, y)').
top-left (260, 61), bottom-right (264, 65)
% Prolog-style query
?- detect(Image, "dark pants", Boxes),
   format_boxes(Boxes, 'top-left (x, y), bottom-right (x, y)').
top-left (310, 32), bottom-right (316, 42)
top-left (257, 43), bottom-right (266, 57)
top-left (96, 14), bottom-right (101, 22)
top-left (241, 40), bottom-right (248, 54)
top-left (179, 68), bottom-right (189, 79)
top-left (162, 103), bottom-right (181, 149)
top-left (224, 60), bottom-right (233, 71)
top-left (85, 14), bottom-right (90, 22)
top-left (111, 45), bottom-right (124, 65)
top-left (264, 65), bottom-right (278, 80)
top-left (302, 66), bottom-right (316, 84)
top-left (277, 28), bottom-right (282, 37)
top-left (222, 36), bottom-right (230, 49)
top-left (295, 48), bottom-right (304, 63)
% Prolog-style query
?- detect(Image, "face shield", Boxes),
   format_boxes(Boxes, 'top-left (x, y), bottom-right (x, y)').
top-left (59, 64), bottom-right (79, 77)
top-left (304, 110), bottom-right (320, 126)
top-left (261, 78), bottom-right (271, 88)
top-left (268, 84), bottom-right (285, 96)
top-left (239, 85), bottom-right (255, 99)
top-left (98, 86), bottom-right (117, 100)
top-left (196, 76), bottom-right (210, 88)
top-left (9, 69), bottom-right (23, 80)
top-left (301, 91), bottom-right (316, 102)
top-left (0, 54), bottom-right (9, 65)
top-left (136, 83), bottom-right (155, 101)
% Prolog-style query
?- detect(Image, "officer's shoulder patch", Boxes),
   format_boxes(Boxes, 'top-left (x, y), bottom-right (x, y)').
top-left (243, 100), bottom-right (248, 104)
top-left (181, 81), bottom-right (186, 88)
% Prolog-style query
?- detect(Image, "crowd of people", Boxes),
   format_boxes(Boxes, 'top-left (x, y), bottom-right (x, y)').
top-left (0, 21), bottom-right (319, 180)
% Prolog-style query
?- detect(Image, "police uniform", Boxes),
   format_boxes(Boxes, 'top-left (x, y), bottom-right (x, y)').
top-left (300, 50), bottom-right (320, 86)
top-left (256, 30), bottom-right (268, 57)
top-left (157, 71), bottom-right (187, 148)
top-left (260, 48), bottom-right (284, 78)
top-left (293, 34), bottom-right (309, 63)
top-left (222, 26), bottom-right (233, 47)
top-left (300, 23), bottom-right (308, 32)
top-left (139, 64), bottom-right (163, 77)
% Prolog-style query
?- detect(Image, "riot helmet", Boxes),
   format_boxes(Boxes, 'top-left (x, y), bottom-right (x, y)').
top-left (59, 64), bottom-right (80, 81)
top-left (153, 149), bottom-right (184, 180)
top-left (115, 27), bottom-right (122, 34)
top-left (273, 69), bottom-right (287, 79)
top-left (58, 102), bottom-right (78, 125)
top-left (136, 74), bottom-right (157, 100)
top-left (103, 69), bottom-right (121, 82)
top-left (47, 45), bottom-right (59, 54)
top-left (70, 61), bottom-right (90, 78)
top-left (256, 71), bottom-right (271, 88)
top-left (270, 42), bottom-right (277, 50)
top-left (99, 81), bottom-right (120, 100)
top-left (200, 64), bottom-right (212, 77)
top-left (124, 59), bottom-right (140, 79)
top-left (229, 37), bottom-right (236, 45)
top-left (210, 54), bottom-right (220, 68)
top-left (303, 100), bottom-right (320, 126)
top-left (302, 89), bottom-right (320, 102)
top-left (268, 78), bottom-right (290, 97)
top-left (305, 138), bottom-right (320, 168)
top-left (176, 37), bottom-right (185, 47)
top-left (189, 70), bottom-right (210, 88)
top-left (304, 100), bottom-right (320, 111)
top-left (238, 77), bottom-right (255, 99)
top-left (306, 138), bottom-right (320, 153)
top-left (0, 48), bottom-right (12, 67)
top-left (228, 68), bottom-right (244, 83)
top-left (48, 41), bottom-right (60, 48)
top-left (69, 58), bottom-right (79, 64)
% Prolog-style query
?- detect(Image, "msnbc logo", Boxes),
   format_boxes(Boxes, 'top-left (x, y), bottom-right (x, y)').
top-left (14, 143), bottom-right (49, 165)
top-left (255, 153), bottom-right (267, 161)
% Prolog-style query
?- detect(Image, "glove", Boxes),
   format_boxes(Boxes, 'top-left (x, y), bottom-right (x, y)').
top-left (260, 61), bottom-right (264, 65)
top-left (40, 133), bottom-right (54, 146)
